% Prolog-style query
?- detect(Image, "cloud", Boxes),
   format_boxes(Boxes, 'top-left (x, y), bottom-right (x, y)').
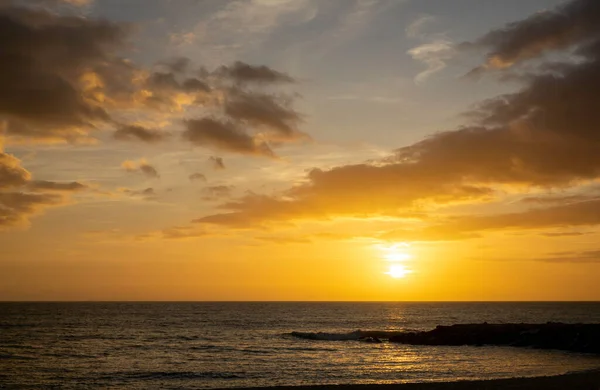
top-left (0, 147), bottom-right (76, 228)
top-left (144, 68), bottom-right (211, 95)
top-left (189, 172), bottom-right (207, 182)
top-left (202, 185), bottom-right (234, 200)
top-left (0, 2), bottom-right (129, 143)
top-left (193, 163), bottom-right (494, 227)
top-left (121, 159), bottom-right (160, 178)
top-left (379, 197), bottom-right (600, 241)
top-left (0, 3), bottom-right (307, 155)
top-left (120, 187), bottom-right (156, 200)
top-left (194, 0), bottom-right (600, 229)
top-left (224, 90), bottom-right (304, 139)
top-left (408, 40), bottom-right (455, 83)
top-left (443, 199), bottom-right (600, 233)
top-left (381, 198), bottom-right (600, 242)
top-left (179, 86), bottom-right (305, 155)
top-left (216, 61), bottom-right (294, 84)
top-left (183, 118), bottom-right (275, 157)
top-left (406, 15), bottom-right (435, 39)
top-left (27, 180), bottom-right (88, 192)
top-left (0, 151), bottom-right (31, 188)
top-left (466, 0), bottom-right (600, 70)
top-left (405, 14), bottom-right (453, 83)
top-left (113, 125), bottom-right (170, 143)
top-left (0, 191), bottom-right (64, 228)
top-left (537, 249), bottom-right (600, 263)
top-left (209, 156), bottom-right (226, 170)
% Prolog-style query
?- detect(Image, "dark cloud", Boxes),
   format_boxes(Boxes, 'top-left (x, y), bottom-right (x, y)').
top-left (189, 172), bottom-right (206, 182)
top-left (202, 185), bottom-right (234, 200)
top-left (28, 180), bottom-right (87, 192)
top-left (145, 71), bottom-right (210, 94)
top-left (0, 3), bottom-right (303, 152)
top-left (0, 2), bottom-right (129, 142)
top-left (113, 125), bottom-right (169, 143)
top-left (183, 118), bottom-right (275, 157)
top-left (140, 187), bottom-right (155, 196)
top-left (209, 156), bottom-right (225, 170)
top-left (467, 0), bottom-right (600, 69)
top-left (139, 164), bottom-right (159, 179)
top-left (224, 90), bottom-right (304, 139)
top-left (121, 187), bottom-right (156, 200)
top-left (216, 61), bottom-right (294, 84)
top-left (121, 159), bottom-right (160, 178)
top-left (158, 57), bottom-right (191, 74)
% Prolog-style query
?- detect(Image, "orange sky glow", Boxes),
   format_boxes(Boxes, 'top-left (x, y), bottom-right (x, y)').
top-left (1, 0), bottom-right (600, 301)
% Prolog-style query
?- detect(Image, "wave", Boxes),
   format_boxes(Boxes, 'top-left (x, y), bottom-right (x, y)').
top-left (290, 330), bottom-right (406, 341)
top-left (113, 371), bottom-right (244, 380)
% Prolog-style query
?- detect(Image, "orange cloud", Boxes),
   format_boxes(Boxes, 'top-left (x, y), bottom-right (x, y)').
top-left (0, 148), bottom-right (81, 228)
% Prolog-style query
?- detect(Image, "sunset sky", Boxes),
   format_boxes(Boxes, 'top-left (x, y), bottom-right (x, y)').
top-left (2, 0), bottom-right (600, 301)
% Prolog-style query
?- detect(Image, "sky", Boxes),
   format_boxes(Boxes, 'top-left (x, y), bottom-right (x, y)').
top-left (1, 0), bottom-right (600, 301)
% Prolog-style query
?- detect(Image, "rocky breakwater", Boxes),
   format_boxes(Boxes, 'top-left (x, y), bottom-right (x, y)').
top-left (388, 323), bottom-right (600, 354)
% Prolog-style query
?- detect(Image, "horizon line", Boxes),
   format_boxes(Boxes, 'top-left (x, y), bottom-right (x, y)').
top-left (2, 300), bottom-right (599, 303)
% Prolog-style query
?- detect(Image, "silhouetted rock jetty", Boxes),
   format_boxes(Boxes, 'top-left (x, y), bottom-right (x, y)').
top-left (388, 323), bottom-right (600, 353)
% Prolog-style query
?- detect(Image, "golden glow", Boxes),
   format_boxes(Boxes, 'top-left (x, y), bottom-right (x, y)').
top-left (377, 242), bottom-right (411, 261)
top-left (384, 251), bottom-right (412, 262)
top-left (386, 264), bottom-right (412, 279)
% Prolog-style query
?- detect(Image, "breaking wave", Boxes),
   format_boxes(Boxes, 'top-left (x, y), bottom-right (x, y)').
top-left (290, 330), bottom-right (406, 341)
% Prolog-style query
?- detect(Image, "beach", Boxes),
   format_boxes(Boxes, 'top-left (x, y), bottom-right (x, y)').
top-left (234, 369), bottom-right (600, 390)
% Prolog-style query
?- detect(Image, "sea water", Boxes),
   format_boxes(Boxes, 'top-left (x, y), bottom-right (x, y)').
top-left (1, 302), bottom-right (600, 389)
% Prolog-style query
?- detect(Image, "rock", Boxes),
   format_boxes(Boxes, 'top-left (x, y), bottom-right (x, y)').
top-left (388, 323), bottom-right (600, 354)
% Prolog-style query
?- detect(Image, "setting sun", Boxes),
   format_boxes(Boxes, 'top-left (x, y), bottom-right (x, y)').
top-left (386, 264), bottom-right (412, 279)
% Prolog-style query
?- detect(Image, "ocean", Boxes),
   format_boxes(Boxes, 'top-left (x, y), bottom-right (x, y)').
top-left (1, 302), bottom-right (600, 389)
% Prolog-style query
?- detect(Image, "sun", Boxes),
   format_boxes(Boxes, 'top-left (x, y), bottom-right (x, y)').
top-left (376, 243), bottom-right (414, 278)
top-left (386, 264), bottom-right (412, 279)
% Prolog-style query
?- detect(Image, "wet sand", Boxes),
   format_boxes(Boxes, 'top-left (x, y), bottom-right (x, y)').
top-left (232, 369), bottom-right (600, 390)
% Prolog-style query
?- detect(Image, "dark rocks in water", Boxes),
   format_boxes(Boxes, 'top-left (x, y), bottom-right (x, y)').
top-left (388, 323), bottom-right (600, 354)
top-left (360, 336), bottom-right (382, 343)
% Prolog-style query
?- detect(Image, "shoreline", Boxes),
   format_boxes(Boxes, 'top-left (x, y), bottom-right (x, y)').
top-left (226, 369), bottom-right (600, 390)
